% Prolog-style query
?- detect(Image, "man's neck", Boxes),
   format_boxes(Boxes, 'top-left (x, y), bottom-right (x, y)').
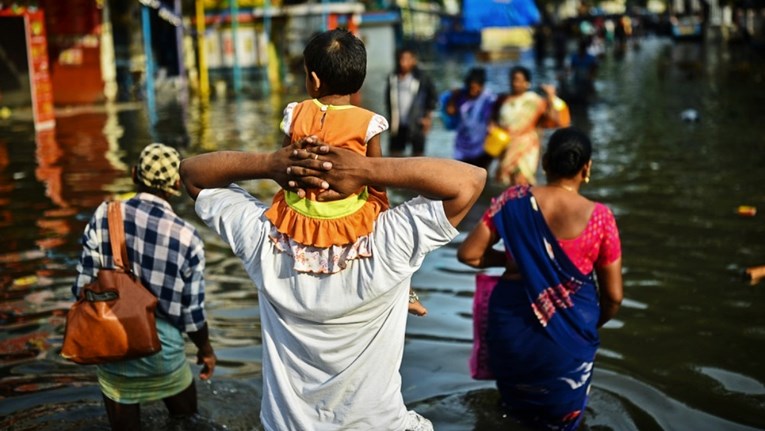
top-left (135, 186), bottom-right (170, 202)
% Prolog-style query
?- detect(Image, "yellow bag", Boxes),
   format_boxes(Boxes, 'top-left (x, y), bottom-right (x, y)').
top-left (484, 125), bottom-right (511, 157)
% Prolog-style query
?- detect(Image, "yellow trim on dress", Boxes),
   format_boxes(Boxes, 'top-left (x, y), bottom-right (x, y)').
top-left (284, 188), bottom-right (369, 220)
top-left (311, 99), bottom-right (355, 110)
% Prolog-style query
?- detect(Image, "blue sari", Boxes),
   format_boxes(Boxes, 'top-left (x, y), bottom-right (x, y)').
top-left (488, 190), bottom-right (600, 431)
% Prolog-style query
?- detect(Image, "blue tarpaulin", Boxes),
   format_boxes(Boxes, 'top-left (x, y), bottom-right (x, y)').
top-left (462, 0), bottom-right (541, 30)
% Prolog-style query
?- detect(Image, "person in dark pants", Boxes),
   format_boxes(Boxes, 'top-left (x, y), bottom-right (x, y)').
top-left (385, 48), bottom-right (437, 157)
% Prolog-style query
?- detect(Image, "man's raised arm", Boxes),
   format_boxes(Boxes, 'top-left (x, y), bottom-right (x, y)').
top-left (181, 143), bottom-right (487, 227)
top-left (180, 148), bottom-right (293, 200)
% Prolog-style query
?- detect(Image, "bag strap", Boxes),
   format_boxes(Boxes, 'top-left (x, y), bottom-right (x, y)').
top-left (107, 201), bottom-right (131, 273)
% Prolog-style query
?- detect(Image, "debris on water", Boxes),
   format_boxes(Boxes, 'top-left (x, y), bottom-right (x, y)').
top-left (737, 205), bottom-right (757, 217)
top-left (745, 266), bottom-right (765, 286)
top-left (681, 109), bottom-right (700, 122)
top-left (13, 275), bottom-right (39, 286)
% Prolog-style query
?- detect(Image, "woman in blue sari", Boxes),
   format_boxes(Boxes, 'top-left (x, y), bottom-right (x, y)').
top-left (458, 127), bottom-right (623, 430)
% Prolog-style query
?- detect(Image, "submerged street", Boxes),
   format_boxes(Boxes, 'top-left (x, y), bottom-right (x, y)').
top-left (1, 35), bottom-right (765, 430)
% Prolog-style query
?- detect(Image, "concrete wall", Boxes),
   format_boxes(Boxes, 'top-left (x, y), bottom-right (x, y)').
top-left (360, 24), bottom-right (396, 73)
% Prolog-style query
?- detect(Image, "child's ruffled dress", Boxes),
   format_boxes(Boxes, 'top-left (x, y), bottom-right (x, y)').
top-left (265, 99), bottom-right (389, 274)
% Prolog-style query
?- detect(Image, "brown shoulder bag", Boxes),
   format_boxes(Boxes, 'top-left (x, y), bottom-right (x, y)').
top-left (61, 201), bottom-right (162, 364)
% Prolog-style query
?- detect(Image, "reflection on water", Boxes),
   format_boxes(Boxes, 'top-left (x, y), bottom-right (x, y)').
top-left (2, 36), bottom-right (765, 430)
top-left (696, 366), bottom-right (765, 396)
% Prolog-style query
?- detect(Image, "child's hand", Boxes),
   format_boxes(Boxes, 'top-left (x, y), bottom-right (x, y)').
top-left (315, 188), bottom-right (352, 202)
top-left (294, 135), bottom-right (320, 150)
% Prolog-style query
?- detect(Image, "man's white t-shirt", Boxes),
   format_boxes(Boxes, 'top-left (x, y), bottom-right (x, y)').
top-left (196, 185), bottom-right (458, 431)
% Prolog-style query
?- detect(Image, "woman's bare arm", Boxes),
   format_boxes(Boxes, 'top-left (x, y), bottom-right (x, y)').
top-left (595, 258), bottom-right (623, 327)
top-left (457, 220), bottom-right (505, 268)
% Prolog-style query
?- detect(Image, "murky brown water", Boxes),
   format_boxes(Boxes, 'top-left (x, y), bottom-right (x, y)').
top-left (1, 36), bottom-right (765, 430)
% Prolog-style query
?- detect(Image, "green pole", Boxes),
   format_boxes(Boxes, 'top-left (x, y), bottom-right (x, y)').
top-left (230, 0), bottom-right (242, 93)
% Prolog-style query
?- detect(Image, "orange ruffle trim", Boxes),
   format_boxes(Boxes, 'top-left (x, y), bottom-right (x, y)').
top-left (265, 187), bottom-right (389, 248)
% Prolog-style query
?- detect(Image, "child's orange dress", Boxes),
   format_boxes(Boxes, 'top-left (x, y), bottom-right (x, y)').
top-left (265, 99), bottom-right (389, 273)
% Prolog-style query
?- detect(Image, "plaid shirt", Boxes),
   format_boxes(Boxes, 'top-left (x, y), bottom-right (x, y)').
top-left (73, 193), bottom-right (207, 333)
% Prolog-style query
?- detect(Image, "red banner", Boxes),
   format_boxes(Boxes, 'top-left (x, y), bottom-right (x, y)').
top-left (1, 8), bottom-right (56, 130)
top-left (25, 10), bottom-right (55, 130)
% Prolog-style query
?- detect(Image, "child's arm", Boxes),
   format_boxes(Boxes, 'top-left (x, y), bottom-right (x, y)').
top-left (365, 134), bottom-right (387, 200)
top-left (280, 102), bottom-right (297, 148)
top-left (367, 134), bottom-right (383, 158)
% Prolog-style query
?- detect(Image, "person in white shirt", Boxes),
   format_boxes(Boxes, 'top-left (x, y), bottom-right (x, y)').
top-left (385, 48), bottom-right (437, 157)
top-left (180, 139), bottom-right (486, 431)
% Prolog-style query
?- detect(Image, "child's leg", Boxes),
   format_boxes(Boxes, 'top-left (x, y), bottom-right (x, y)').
top-left (408, 289), bottom-right (428, 317)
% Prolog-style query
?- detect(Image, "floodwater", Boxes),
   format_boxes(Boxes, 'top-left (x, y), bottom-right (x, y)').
top-left (1, 36), bottom-right (765, 430)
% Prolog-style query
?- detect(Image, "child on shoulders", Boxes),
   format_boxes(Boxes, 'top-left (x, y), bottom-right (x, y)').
top-left (264, 28), bottom-right (427, 316)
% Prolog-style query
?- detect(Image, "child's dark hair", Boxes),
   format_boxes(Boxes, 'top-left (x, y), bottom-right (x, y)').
top-left (543, 127), bottom-right (592, 178)
top-left (303, 29), bottom-right (366, 96)
top-left (509, 65), bottom-right (532, 83)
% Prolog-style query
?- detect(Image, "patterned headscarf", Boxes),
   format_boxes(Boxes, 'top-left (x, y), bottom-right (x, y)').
top-left (136, 143), bottom-right (181, 196)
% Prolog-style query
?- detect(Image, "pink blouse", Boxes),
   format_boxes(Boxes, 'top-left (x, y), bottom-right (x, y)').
top-left (483, 186), bottom-right (621, 275)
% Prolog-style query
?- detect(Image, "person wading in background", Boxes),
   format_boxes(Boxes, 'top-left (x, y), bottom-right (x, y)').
top-left (385, 48), bottom-right (437, 157)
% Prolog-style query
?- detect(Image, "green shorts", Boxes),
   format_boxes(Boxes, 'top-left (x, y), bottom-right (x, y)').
top-left (97, 318), bottom-right (193, 404)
